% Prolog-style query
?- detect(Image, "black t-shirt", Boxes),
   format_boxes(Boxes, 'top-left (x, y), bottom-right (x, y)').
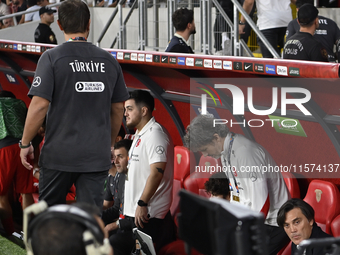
top-left (15, 1), bottom-right (27, 23)
top-left (34, 23), bottom-right (57, 45)
top-left (283, 31), bottom-right (328, 62)
top-left (165, 36), bottom-right (194, 54)
top-left (28, 42), bottom-right (130, 172)
top-left (286, 16), bottom-right (340, 62)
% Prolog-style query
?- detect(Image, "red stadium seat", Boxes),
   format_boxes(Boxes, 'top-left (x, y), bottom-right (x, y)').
top-left (303, 180), bottom-right (340, 234)
top-left (196, 155), bottom-right (222, 179)
top-left (183, 172), bottom-right (210, 198)
top-left (281, 172), bottom-right (300, 198)
top-left (170, 146), bottom-right (196, 218)
top-left (183, 155), bottom-right (223, 198)
top-left (278, 241), bottom-right (292, 255)
top-left (158, 240), bottom-right (203, 255)
top-left (331, 214), bottom-right (340, 237)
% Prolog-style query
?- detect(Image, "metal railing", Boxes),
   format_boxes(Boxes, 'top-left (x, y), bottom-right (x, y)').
top-left (0, 2), bottom-right (61, 26)
top-left (231, 0), bottom-right (280, 58)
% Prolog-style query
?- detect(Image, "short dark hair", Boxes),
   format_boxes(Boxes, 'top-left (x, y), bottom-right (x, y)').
top-left (114, 139), bottom-right (133, 152)
top-left (129, 90), bottom-right (154, 114)
top-left (27, 0), bottom-right (37, 7)
top-left (31, 218), bottom-right (87, 255)
top-left (204, 172), bottom-right (230, 199)
top-left (172, 8), bottom-right (194, 32)
top-left (296, 0), bottom-right (313, 9)
top-left (58, 0), bottom-right (90, 34)
top-left (0, 90), bottom-right (16, 98)
top-left (277, 198), bottom-right (315, 227)
top-left (30, 203), bottom-right (103, 255)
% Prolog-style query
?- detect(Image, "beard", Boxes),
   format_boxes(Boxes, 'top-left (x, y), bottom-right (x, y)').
top-left (191, 27), bottom-right (196, 35)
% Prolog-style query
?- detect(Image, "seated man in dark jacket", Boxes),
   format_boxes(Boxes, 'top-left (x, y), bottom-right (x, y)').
top-left (101, 139), bottom-right (133, 255)
top-left (277, 198), bottom-right (332, 255)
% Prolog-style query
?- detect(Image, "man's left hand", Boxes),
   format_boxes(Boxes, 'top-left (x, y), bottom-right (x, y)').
top-left (135, 206), bottom-right (149, 228)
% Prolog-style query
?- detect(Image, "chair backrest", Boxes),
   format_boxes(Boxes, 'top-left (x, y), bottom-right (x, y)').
top-left (183, 155), bottom-right (223, 198)
top-left (281, 172), bottom-right (300, 199)
top-left (196, 156), bottom-right (222, 179)
top-left (278, 241), bottom-right (292, 255)
top-left (183, 172), bottom-right (210, 198)
top-left (303, 180), bottom-right (340, 234)
top-left (170, 146), bottom-right (196, 217)
top-left (331, 214), bottom-right (340, 237)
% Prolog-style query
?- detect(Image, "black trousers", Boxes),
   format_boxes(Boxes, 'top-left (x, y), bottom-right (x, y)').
top-left (265, 224), bottom-right (290, 255)
top-left (110, 211), bottom-right (176, 255)
top-left (39, 168), bottom-right (107, 209)
top-left (257, 27), bottom-right (287, 58)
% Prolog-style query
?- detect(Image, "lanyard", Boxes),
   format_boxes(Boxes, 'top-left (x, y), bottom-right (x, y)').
top-left (68, 37), bottom-right (87, 42)
top-left (224, 132), bottom-right (239, 194)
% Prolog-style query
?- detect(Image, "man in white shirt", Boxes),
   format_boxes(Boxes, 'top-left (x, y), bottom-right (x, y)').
top-left (111, 90), bottom-right (175, 254)
top-left (25, 0), bottom-right (49, 23)
top-left (184, 114), bottom-right (290, 255)
top-left (239, 0), bottom-right (295, 58)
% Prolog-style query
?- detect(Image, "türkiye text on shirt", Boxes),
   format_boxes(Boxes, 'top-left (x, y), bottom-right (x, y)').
top-left (69, 60), bottom-right (105, 73)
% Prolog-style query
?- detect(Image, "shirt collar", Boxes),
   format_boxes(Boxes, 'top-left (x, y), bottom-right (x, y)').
top-left (174, 33), bottom-right (189, 46)
top-left (136, 117), bottom-right (155, 136)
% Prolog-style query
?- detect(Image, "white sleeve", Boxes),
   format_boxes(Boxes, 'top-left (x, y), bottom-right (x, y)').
top-left (236, 145), bottom-right (270, 216)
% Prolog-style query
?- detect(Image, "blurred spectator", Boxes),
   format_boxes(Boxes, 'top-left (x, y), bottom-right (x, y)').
top-left (25, 0), bottom-right (49, 23)
top-left (0, 1), bottom-right (10, 15)
top-left (9, 0), bottom-right (27, 24)
top-left (0, 15), bottom-right (14, 28)
top-left (34, 6), bottom-right (57, 44)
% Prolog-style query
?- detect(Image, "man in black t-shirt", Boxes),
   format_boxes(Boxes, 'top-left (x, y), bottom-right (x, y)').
top-left (165, 8), bottom-right (195, 54)
top-left (283, 4), bottom-right (328, 62)
top-left (34, 6), bottom-right (57, 44)
top-left (286, 0), bottom-right (340, 62)
top-left (20, 0), bottom-right (129, 209)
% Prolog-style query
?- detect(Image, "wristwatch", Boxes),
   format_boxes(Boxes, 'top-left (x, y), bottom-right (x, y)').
top-left (116, 220), bottom-right (120, 228)
top-left (19, 140), bottom-right (32, 149)
top-left (239, 20), bottom-right (246, 25)
top-left (137, 200), bottom-right (148, 207)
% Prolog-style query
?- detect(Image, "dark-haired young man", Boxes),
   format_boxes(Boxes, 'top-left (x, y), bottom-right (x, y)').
top-left (277, 198), bottom-right (331, 255)
top-left (286, 0), bottom-right (340, 62)
top-left (283, 4), bottom-right (329, 62)
top-left (120, 90), bottom-right (175, 253)
top-left (204, 172), bottom-right (230, 200)
top-left (20, 0), bottom-right (129, 209)
top-left (165, 8), bottom-right (195, 53)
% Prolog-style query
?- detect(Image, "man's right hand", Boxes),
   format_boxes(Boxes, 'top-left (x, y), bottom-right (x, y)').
top-left (20, 145), bottom-right (34, 170)
top-left (239, 24), bottom-right (245, 35)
